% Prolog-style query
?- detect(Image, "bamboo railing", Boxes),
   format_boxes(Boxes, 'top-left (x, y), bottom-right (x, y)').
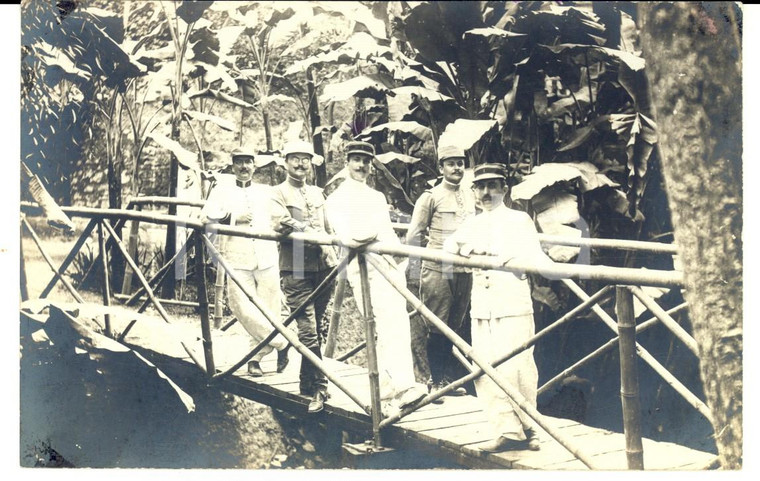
top-left (20, 198), bottom-right (705, 470)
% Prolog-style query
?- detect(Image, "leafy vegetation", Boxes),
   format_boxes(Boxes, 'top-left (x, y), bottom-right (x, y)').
top-left (22, 1), bottom-right (678, 300)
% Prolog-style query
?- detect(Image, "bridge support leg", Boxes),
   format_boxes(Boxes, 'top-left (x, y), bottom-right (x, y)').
top-left (120, 205), bottom-right (142, 295)
top-left (97, 221), bottom-right (113, 337)
top-left (616, 286), bottom-right (644, 469)
top-left (195, 231), bottom-right (215, 377)
top-left (213, 260), bottom-right (225, 329)
top-left (324, 272), bottom-right (347, 358)
top-left (358, 253), bottom-right (383, 449)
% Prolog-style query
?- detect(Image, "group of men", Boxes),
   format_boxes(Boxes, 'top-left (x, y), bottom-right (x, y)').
top-left (202, 138), bottom-right (552, 453)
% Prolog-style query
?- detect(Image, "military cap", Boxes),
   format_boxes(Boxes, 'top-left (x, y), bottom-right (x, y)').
top-left (231, 145), bottom-right (256, 161)
top-left (345, 141), bottom-right (375, 158)
top-left (437, 144), bottom-right (466, 163)
top-left (472, 163), bottom-right (508, 183)
top-left (282, 140), bottom-right (316, 158)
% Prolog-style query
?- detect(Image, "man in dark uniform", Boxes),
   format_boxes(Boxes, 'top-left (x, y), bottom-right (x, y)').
top-left (271, 140), bottom-right (337, 413)
top-left (406, 145), bottom-right (476, 399)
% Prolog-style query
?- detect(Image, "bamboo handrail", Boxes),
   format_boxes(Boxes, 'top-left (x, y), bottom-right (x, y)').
top-left (629, 286), bottom-right (699, 355)
top-left (126, 197), bottom-right (680, 254)
top-left (562, 279), bottom-right (713, 423)
top-left (201, 235), bottom-right (372, 414)
top-left (18, 204), bottom-right (684, 288)
top-left (393, 222), bottom-right (679, 254)
top-left (365, 253), bottom-right (601, 470)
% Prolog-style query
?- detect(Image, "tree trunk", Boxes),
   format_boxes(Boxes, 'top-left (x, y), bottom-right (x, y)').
top-left (262, 109), bottom-right (273, 152)
top-left (638, 2), bottom-right (742, 469)
top-left (163, 119), bottom-right (180, 299)
top-left (307, 67), bottom-right (326, 187)
top-left (106, 152), bottom-right (125, 290)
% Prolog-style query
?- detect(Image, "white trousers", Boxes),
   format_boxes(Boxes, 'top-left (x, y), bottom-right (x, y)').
top-left (471, 313), bottom-right (538, 440)
top-left (347, 256), bottom-right (417, 400)
top-left (227, 266), bottom-right (289, 362)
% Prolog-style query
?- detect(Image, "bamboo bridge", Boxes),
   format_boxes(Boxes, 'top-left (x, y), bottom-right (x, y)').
top-left (19, 197), bottom-right (719, 470)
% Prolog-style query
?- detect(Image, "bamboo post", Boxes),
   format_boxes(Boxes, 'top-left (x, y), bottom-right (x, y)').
top-left (213, 263), bottom-right (225, 329)
top-left (562, 279), bottom-right (713, 423)
top-left (120, 204), bottom-right (142, 295)
top-left (39, 218), bottom-right (97, 298)
top-left (365, 254), bottom-right (600, 469)
top-left (629, 286), bottom-right (699, 355)
top-left (538, 303), bottom-right (689, 396)
top-left (85, 217), bottom-right (129, 286)
top-left (323, 272), bottom-right (347, 357)
top-left (202, 236), bottom-right (371, 412)
top-left (97, 221), bottom-right (113, 338)
top-left (358, 253), bottom-right (383, 449)
top-left (615, 286), bottom-right (644, 469)
top-left (21, 217), bottom-right (85, 303)
top-left (194, 231), bottom-right (215, 376)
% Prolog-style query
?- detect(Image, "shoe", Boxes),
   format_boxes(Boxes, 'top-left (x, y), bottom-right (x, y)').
top-left (433, 380), bottom-right (467, 397)
top-left (525, 428), bottom-right (541, 451)
top-left (247, 361), bottom-right (264, 377)
top-left (276, 347), bottom-right (290, 373)
top-left (427, 380), bottom-right (444, 404)
top-left (397, 386), bottom-right (427, 410)
top-left (308, 390), bottom-right (328, 414)
top-left (476, 436), bottom-right (526, 453)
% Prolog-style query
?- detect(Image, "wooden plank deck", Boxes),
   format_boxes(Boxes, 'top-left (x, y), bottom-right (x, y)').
top-left (22, 300), bottom-right (718, 470)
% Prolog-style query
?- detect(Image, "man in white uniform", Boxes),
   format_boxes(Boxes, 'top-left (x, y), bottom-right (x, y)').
top-left (444, 163), bottom-right (552, 452)
top-left (325, 141), bottom-right (427, 413)
top-left (202, 146), bottom-right (290, 377)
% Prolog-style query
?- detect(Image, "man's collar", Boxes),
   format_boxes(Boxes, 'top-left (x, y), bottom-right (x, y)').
top-left (287, 175), bottom-right (305, 188)
top-left (236, 179), bottom-right (252, 188)
top-left (343, 176), bottom-right (367, 188)
top-left (442, 179), bottom-right (460, 191)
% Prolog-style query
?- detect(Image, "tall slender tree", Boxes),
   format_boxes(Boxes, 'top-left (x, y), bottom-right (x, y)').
top-left (638, 2), bottom-right (742, 468)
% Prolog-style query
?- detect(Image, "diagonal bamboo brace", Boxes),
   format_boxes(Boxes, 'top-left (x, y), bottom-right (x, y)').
top-left (365, 253), bottom-right (601, 470)
top-left (201, 235), bottom-right (371, 415)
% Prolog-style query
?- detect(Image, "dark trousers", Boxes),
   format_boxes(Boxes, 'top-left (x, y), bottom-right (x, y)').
top-left (281, 269), bottom-right (335, 396)
top-left (420, 267), bottom-right (473, 386)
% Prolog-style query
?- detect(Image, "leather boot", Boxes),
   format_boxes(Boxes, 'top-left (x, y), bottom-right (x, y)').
top-left (276, 346), bottom-right (290, 373)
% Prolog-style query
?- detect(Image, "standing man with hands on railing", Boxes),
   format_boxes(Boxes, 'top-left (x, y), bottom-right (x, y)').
top-left (325, 140), bottom-right (428, 415)
top-left (271, 140), bottom-right (337, 414)
top-left (201, 146), bottom-right (290, 378)
top-left (444, 163), bottom-right (553, 453)
top-left (406, 145), bottom-right (476, 401)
